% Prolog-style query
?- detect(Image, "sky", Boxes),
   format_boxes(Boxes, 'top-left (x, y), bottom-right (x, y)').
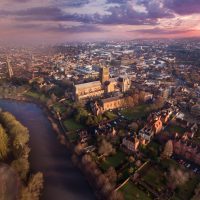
top-left (0, 0), bottom-right (200, 45)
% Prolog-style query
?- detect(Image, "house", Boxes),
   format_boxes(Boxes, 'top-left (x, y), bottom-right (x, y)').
top-left (173, 138), bottom-right (200, 166)
top-left (139, 116), bottom-right (163, 143)
top-left (122, 135), bottom-right (140, 153)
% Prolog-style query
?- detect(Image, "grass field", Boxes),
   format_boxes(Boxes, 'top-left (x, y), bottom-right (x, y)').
top-left (120, 104), bottom-right (150, 120)
top-left (52, 103), bottom-right (66, 113)
top-left (120, 181), bottom-right (153, 200)
top-left (142, 167), bottom-right (166, 192)
top-left (166, 124), bottom-right (185, 134)
top-left (100, 151), bottom-right (126, 171)
top-left (26, 91), bottom-right (48, 102)
top-left (63, 118), bottom-right (84, 131)
top-left (66, 132), bottom-right (79, 142)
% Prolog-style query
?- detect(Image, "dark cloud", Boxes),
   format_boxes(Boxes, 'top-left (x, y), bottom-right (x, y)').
top-left (106, 0), bottom-right (127, 4)
top-left (57, 0), bottom-right (90, 8)
top-left (164, 0), bottom-right (200, 15)
top-left (0, 6), bottom-right (101, 23)
top-left (133, 28), bottom-right (194, 35)
top-left (138, 0), bottom-right (174, 19)
top-left (12, 0), bottom-right (30, 2)
top-left (101, 1), bottom-right (174, 25)
top-left (13, 21), bottom-right (104, 33)
top-left (102, 5), bottom-right (157, 25)
top-left (46, 24), bottom-right (104, 33)
top-left (0, 0), bottom-right (196, 30)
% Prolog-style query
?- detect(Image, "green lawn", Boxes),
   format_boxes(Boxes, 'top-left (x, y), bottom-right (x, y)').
top-left (52, 103), bottom-right (66, 113)
top-left (67, 132), bottom-right (79, 142)
top-left (120, 104), bottom-right (150, 120)
top-left (100, 151), bottom-right (126, 171)
top-left (26, 91), bottom-right (48, 102)
top-left (120, 181), bottom-right (153, 200)
top-left (64, 99), bottom-right (74, 106)
top-left (104, 111), bottom-right (118, 120)
top-left (63, 119), bottom-right (84, 131)
top-left (118, 164), bottom-right (137, 184)
top-left (142, 167), bottom-right (166, 192)
top-left (160, 159), bottom-right (179, 170)
top-left (166, 124), bottom-right (185, 134)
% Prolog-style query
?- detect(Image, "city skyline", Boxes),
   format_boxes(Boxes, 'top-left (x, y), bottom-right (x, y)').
top-left (0, 0), bottom-right (200, 45)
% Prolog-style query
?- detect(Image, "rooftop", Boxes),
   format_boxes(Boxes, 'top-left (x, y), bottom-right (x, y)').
top-left (75, 81), bottom-right (102, 90)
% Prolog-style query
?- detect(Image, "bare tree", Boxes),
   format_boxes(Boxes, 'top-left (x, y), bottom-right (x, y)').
top-left (98, 139), bottom-right (116, 157)
top-left (105, 167), bottom-right (117, 187)
top-left (161, 140), bottom-right (173, 159)
top-left (167, 167), bottom-right (189, 190)
top-left (109, 191), bottom-right (124, 200)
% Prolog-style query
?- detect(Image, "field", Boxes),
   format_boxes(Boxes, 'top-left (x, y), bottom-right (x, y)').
top-left (100, 151), bottom-right (126, 171)
top-left (120, 104), bottom-right (150, 120)
top-left (166, 124), bottom-right (185, 134)
top-left (120, 181), bottom-right (153, 200)
top-left (52, 103), bottom-right (66, 113)
top-left (26, 91), bottom-right (48, 102)
top-left (142, 166), bottom-right (166, 192)
top-left (63, 119), bottom-right (84, 131)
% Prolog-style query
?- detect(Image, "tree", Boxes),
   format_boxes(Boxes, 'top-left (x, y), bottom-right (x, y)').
top-left (109, 191), bottom-right (124, 200)
top-left (81, 154), bottom-right (92, 165)
top-left (28, 172), bottom-right (44, 199)
top-left (101, 181), bottom-right (113, 199)
top-left (162, 140), bottom-right (173, 159)
top-left (0, 125), bottom-right (9, 160)
top-left (96, 174), bottom-right (107, 189)
top-left (129, 156), bottom-right (135, 163)
top-left (11, 158), bottom-right (29, 180)
top-left (0, 112), bottom-right (29, 152)
top-left (154, 97), bottom-right (165, 110)
top-left (98, 139), bottom-right (116, 157)
top-left (105, 167), bottom-right (117, 187)
top-left (50, 93), bottom-right (57, 103)
top-left (139, 91), bottom-right (146, 103)
top-left (74, 107), bottom-right (88, 123)
top-left (12, 126), bottom-right (29, 150)
top-left (128, 122), bottom-right (139, 132)
top-left (21, 172), bottom-right (44, 200)
top-left (0, 112), bottom-right (16, 129)
top-left (192, 183), bottom-right (200, 200)
top-left (167, 167), bottom-right (189, 190)
top-left (132, 94), bottom-right (139, 105)
top-left (74, 143), bottom-right (83, 156)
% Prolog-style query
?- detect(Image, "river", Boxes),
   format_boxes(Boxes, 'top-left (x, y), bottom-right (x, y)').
top-left (0, 99), bottom-right (95, 200)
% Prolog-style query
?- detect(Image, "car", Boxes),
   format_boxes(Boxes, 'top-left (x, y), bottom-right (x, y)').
top-left (107, 123), bottom-right (112, 127)
top-left (194, 168), bottom-right (198, 173)
top-left (186, 164), bottom-right (191, 168)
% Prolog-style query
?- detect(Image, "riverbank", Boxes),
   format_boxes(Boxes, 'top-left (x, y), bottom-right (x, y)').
top-left (0, 97), bottom-right (97, 200)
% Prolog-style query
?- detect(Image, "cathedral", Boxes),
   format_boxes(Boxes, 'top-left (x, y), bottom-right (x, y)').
top-left (74, 66), bottom-right (131, 101)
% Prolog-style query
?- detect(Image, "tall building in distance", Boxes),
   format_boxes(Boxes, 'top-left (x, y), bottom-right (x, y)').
top-left (6, 57), bottom-right (14, 79)
top-left (100, 66), bottom-right (109, 84)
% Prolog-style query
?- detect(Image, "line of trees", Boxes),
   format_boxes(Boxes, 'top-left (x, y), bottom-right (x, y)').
top-left (0, 111), bottom-right (44, 200)
top-left (72, 143), bottom-right (124, 200)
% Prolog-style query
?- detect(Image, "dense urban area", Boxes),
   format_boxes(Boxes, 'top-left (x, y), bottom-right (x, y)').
top-left (0, 38), bottom-right (200, 200)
